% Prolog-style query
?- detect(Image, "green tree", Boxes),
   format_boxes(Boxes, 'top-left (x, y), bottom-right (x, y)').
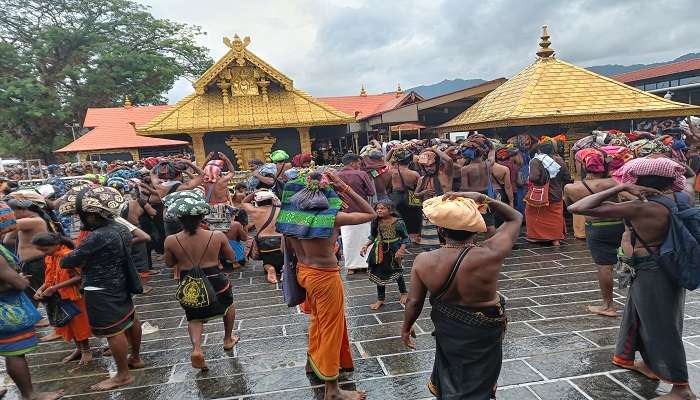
top-left (0, 0), bottom-right (213, 161)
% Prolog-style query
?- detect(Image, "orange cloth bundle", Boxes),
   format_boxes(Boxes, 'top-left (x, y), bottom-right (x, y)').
top-left (422, 195), bottom-right (487, 233)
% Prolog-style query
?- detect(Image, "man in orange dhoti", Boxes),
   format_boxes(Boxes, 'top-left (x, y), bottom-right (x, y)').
top-left (277, 170), bottom-right (376, 400)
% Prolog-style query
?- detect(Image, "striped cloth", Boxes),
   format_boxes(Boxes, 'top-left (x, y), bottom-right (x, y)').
top-left (0, 202), bottom-right (17, 235)
top-left (276, 176), bottom-right (342, 239)
top-left (613, 157), bottom-right (686, 192)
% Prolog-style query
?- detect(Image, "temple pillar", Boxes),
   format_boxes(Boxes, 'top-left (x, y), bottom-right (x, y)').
top-left (297, 127), bottom-right (312, 154)
top-left (188, 133), bottom-right (206, 164)
top-left (225, 134), bottom-right (277, 170)
top-left (129, 149), bottom-right (140, 161)
top-left (78, 152), bottom-right (87, 163)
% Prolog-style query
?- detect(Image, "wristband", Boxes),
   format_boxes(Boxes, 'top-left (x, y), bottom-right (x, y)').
top-left (481, 195), bottom-right (491, 205)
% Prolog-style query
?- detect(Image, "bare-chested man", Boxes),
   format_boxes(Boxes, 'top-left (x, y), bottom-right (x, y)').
top-left (150, 159), bottom-right (204, 237)
top-left (6, 192), bottom-right (52, 316)
top-left (201, 152), bottom-right (236, 205)
top-left (460, 148), bottom-right (497, 237)
top-left (241, 189), bottom-right (282, 284)
top-left (569, 157), bottom-right (695, 400)
top-left (281, 171), bottom-right (375, 400)
top-left (415, 148), bottom-right (454, 200)
top-left (402, 192), bottom-right (522, 399)
top-left (390, 148), bottom-right (422, 243)
top-left (564, 151), bottom-right (621, 317)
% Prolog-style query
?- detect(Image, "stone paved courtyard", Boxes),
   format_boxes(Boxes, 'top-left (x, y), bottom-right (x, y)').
top-left (3, 237), bottom-right (700, 399)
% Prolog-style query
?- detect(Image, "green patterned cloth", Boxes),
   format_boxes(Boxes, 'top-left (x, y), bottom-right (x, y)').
top-left (164, 190), bottom-right (211, 218)
top-left (275, 173), bottom-right (342, 239)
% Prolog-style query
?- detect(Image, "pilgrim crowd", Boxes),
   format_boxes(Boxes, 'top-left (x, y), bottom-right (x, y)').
top-left (0, 116), bottom-right (699, 400)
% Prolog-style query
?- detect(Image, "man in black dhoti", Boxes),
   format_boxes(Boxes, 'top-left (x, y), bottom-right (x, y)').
top-left (569, 157), bottom-right (695, 400)
top-left (401, 192), bottom-right (522, 399)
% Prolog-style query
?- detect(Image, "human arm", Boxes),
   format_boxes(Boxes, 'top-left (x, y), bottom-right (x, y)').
top-left (252, 170), bottom-right (275, 186)
top-left (0, 256), bottom-right (29, 291)
top-left (220, 154), bottom-right (237, 182)
top-left (218, 232), bottom-right (237, 267)
top-left (178, 160), bottom-right (204, 190)
top-left (41, 273), bottom-right (81, 298)
top-left (401, 256), bottom-right (428, 349)
top-left (395, 220), bottom-right (410, 258)
top-left (60, 230), bottom-right (107, 268)
top-left (143, 202), bottom-right (157, 217)
top-left (413, 176), bottom-right (435, 199)
top-left (16, 217), bottom-right (44, 233)
top-left (131, 227), bottom-right (151, 245)
top-left (568, 183), bottom-right (660, 218)
top-left (163, 236), bottom-right (178, 279)
top-left (434, 147), bottom-right (454, 177)
top-left (328, 172), bottom-right (376, 226)
top-left (503, 168), bottom-right (514, 207)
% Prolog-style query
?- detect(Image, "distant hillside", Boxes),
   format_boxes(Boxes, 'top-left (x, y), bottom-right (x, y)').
top-left (587, 52), bottom-right (700, 76)
top-left (408, 78), bottom-right (486, 99)
top-left (407, 53), bottom-right (700, 99)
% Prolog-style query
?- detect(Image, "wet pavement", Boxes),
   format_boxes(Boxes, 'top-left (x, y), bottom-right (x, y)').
top-left (2, 236), bottom-right (699, 399)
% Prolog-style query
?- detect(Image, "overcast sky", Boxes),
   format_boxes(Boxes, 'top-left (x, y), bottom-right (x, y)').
top-left (140, 0), bottom-right (700, 102)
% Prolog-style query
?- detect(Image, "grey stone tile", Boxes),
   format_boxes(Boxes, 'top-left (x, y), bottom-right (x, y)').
top-left (526, 348), bottom-right (617, 379)
top-left (527, 315), bottom-right (621, 334)
top-left (529, 381), bottom-right (589, 400)
top-left (571, 375), bottom-right (639, 399)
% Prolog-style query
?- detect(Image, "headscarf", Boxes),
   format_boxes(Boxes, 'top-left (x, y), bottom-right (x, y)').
top-left (0, 201), bottom-right (17, 235)
top-left (422, 195), bottom-right (487, 233)
top-left (203, 160), bottom-right (224, 184)
top-left (59, 184), bottom-right (125, 218)
top-left (270, 150), bottom-right (289, 163)
top-left (164, 190), bottom-right (211, 218)
top-left (612, 157), bottom-right (686, 192)
top-left (254, 189), bottom-right (281, 206)
top-left (575, 149), bottom-right (605, 174)
top-left (292, 153), bottom-right (313, 168)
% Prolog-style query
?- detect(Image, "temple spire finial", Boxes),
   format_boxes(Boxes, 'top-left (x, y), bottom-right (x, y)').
top-left (396, 83), bottom-right (403, 97)
top-left (360, 84), bottom-right (367, 97)
top-left (124, 95), bottom-right (132, 108)
top-left (536, 25), bottom-right (555, 59)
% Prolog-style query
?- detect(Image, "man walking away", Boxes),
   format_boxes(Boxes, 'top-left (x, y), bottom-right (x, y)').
top-left (241, 189), bottom-right (283, 284)
top-left (569, 157), bottom-right (695, 400)
top-left (402, 192), bottom-right (522, 399)
top-left (337, 153), bottom-right (375, 274)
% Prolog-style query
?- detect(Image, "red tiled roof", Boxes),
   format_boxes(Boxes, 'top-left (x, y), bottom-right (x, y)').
top-left (613, 58), bottom-right (700, 83)
top-left (56, 105), bottom-right (188, 153)
top-left (318, 93), bottom-right (405, 120)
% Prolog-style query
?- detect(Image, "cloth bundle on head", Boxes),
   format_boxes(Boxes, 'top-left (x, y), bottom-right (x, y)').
top-left (143, 157), bottom-right (160, 170)
top-left (35, 184), bottom-right (56, 200)
top-left (392, 148), bottom-right (413, 163)
top-left (254, 189), bottom-right (281, 206)
top-left (575, 149), bottom-right (605, 174)
top-left (613, 157), bottom-right (686, 192)
top-left (270, 150), bottom-right (289, 163)
top-left (7, 190), bottom-right (47, 208)
top-left (59, 184), bottom-right (124, 218)
top-left (164, 190), bottom-right (211, 218)
top-left (495, 144), bottom-right (518, 161)
top-left (106, 176), bottom-right (129, 193)
top-left (45, 176), bottom-right (67, 197)
top-left (629, 139), bottom-right (671, 158)
top-left (259, 163), bottom-right (277, 177)
top-left (292, 153), bottom-right (313, 168)
top-left (276, 171), bottom-right (342, 239)
top-left (153, 161), bottom-right (179, 180)
top-left (417, 151), bottom-right (437, 166)
top-left (107, 167), bottom-right (139, 181)
top-left (507, 134), bottom-right (534, 150)
top-left (533, 154), bottom-right (561, 178)
top-left (203, 159), bottom-right (225, 183)
top-left (600, 145), bottom-right (633, 172)
top-left (0, 201), bottom-right (17, 235)
top-left (422, 195), bottom-right (487, 233)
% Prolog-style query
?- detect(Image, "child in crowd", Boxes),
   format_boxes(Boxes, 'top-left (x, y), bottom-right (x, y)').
top-left (360, 201), bottom-right (410, 310)
top-left (32, 233), bottom-right (92, 365)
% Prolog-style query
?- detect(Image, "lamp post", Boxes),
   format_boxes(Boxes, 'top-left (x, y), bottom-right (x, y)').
top-left (64, 122), bottom-right (80, 162)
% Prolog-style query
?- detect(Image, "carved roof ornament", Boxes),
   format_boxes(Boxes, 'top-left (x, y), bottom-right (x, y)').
top-left (396, 83), bottom-right (403, 98)
top-left (124, 95), bottom-right (132, 108)
top-left (360, 84), bottom-right (367, 97)
top-left (536, 25), bottom-right (555, 59)
top-left (224, 34), bottom-right (251, 67)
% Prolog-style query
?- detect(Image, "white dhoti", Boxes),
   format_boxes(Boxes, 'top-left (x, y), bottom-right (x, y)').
top-left (340, 222), bottom-right (371, 270)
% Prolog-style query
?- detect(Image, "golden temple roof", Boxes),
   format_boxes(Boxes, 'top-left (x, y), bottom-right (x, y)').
top-left (437, 26), bottom-right (700, 132)
top-left (138, 35), bottom-right (353, 135)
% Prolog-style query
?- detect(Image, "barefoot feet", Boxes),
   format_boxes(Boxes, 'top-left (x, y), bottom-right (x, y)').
top-left (62, 349), bottom-right (82, 364)
top-left (369, 300), bottom-right (384, 310)
top-left (90, 374), bottom-right (134, 391)
top-left (79, 351), bottom-right (93, 365)
top-left (614, 359), bottom-right (659, 380)
top-left (127, 356), bottom-right (145, 369)
top-left (326, 388), bottom-right (368, 400)
top-left (39, 332), bottom-right (62, 342)
top-left (587, 304), bottom-right (617, 317)
top-left (190, 351), bottom-right (208, 370)
top-left (265, 268), bottom-right (278, 284)
top-left (223, 336), bottom-right (240, 351)
top-left (29, 390), bottom-right (65, 400)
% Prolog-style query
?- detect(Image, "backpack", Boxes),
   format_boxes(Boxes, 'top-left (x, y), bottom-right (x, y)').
top-left (524, 158), bottom-right (550, 208)
top-left (639, 193), bottom-right (700, 290)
